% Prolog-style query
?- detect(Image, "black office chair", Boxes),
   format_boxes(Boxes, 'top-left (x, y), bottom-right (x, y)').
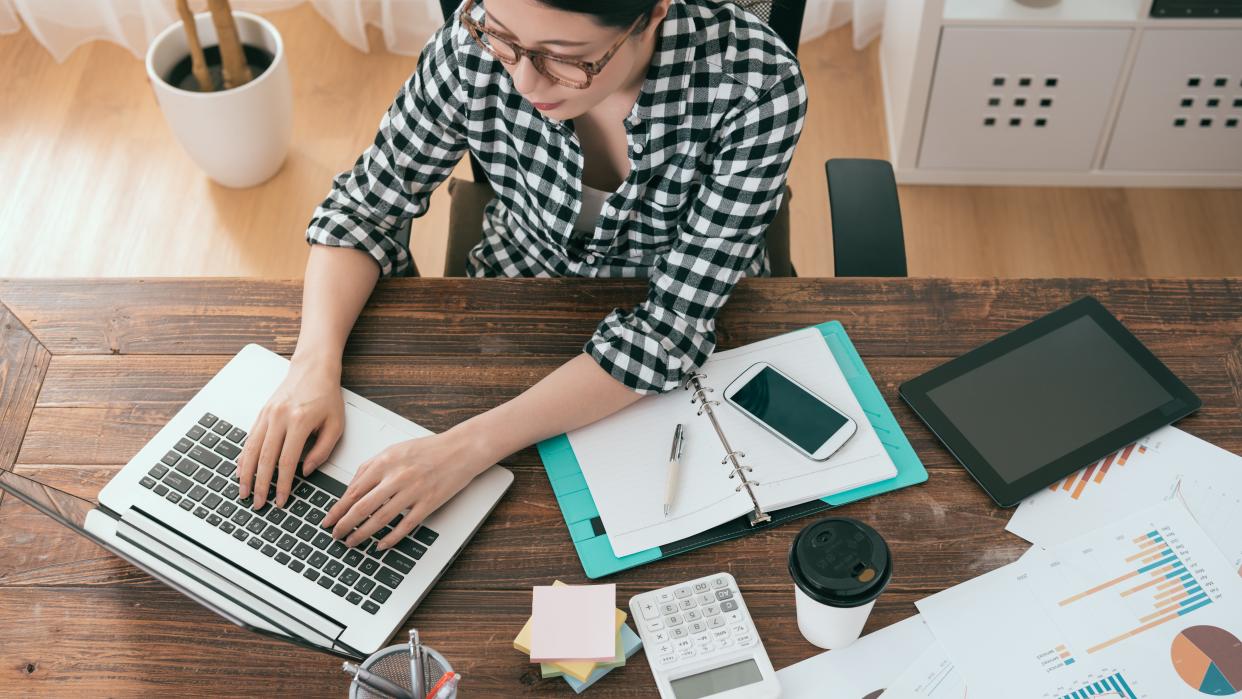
top-left (430, 0), bottom-right (809, 277)
top-left (825, 158), bottom-right (909, 277)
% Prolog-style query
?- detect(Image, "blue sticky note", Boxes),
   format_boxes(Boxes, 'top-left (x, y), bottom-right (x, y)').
top-left (563, 624), bottom-right (642, 693)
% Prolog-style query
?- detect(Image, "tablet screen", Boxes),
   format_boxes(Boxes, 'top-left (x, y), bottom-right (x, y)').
top-left (924, 315), bottom-right (1174, 483)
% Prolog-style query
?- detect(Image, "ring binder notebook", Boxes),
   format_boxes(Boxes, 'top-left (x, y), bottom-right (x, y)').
top-left (538, 321), bottom-right (929, 578)
top-left (686, 372), bottom-right (771, 526)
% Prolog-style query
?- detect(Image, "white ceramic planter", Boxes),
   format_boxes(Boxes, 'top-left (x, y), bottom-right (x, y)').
top-left (146, 11), bottom-right (292, 188)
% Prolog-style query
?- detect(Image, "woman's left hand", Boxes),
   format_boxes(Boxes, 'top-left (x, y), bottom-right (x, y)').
top-left (321, 429), bottom-right (494, 550)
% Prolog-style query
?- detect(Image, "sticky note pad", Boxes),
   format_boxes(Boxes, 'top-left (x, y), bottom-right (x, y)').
top-left (530, 583), bottom-right (616, 662)
top-left (563, 624), bottom-right (642, 694)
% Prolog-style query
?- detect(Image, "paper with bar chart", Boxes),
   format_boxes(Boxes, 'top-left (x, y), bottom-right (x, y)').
top-left (918, 499), bottom-right (1242, 698)
top-left (1007, 426), bottom-right (1242, 577)
top-left (879, 641), bottom-right (966, 698)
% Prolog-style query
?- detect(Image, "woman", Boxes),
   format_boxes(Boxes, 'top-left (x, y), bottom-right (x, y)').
top-left (235, 0), bottom-right (807, 553)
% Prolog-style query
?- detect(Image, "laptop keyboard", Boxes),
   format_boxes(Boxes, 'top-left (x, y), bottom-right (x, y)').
top-left (137, 412), bottom-right (439, 615)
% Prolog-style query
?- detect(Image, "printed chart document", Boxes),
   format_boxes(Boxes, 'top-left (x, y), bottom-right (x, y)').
top-left (919, 500), bottom-right (1242, 698)
top-left (777, 614), bottom-right (934, 698)
top-left (569, 328), bottom-right (896, 556)
top-left (1007, 426), bottom-right (1242, 577)
top-left (880, 642), bottom-right (966, 699)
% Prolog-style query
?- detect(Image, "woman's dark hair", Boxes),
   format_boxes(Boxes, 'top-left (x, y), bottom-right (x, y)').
top-left (534, 0), bottom-right (660, 30)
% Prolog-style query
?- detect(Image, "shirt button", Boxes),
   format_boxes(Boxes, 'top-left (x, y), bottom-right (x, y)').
top-left (633, 142), bottom-right (644, 155)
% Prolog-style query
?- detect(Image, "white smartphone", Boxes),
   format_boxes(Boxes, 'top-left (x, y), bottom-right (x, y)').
top-left (723, 361), bottom-right (857, 462)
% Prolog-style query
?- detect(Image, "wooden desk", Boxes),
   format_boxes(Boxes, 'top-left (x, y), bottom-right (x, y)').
top-left (1, 278), bottom-right (1239, 697)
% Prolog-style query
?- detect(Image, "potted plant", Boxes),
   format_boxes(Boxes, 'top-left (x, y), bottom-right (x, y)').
top-left (145, 0), bottom-right (292, 188)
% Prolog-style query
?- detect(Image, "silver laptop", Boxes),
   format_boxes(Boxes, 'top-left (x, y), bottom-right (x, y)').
top-left (0, 344), bottom-right (512, 659)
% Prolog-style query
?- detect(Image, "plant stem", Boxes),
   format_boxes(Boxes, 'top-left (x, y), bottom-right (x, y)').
top-left (207, 0), bottom-right (252, 89)
top-left (176, 0), bottom-right (213, 91)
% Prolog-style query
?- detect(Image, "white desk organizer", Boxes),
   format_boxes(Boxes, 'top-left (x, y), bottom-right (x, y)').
top-left (880, 0), bottom-right (1242, 186)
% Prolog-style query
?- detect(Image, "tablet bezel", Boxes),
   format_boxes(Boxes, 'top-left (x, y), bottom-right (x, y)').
top-left (898, 296), bottom-right (1201, 507)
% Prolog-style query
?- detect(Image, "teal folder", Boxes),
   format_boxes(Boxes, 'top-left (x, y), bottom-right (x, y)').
top-left (536, 321), bottom-right (928, 579)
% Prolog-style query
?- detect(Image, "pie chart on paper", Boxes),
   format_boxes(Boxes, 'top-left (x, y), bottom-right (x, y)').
top-left (1171, 625), bottom-right (1242, 695)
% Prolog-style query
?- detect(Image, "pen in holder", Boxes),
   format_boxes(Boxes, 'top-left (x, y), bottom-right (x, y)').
top-left (345, 633), bottom-right (457, 699)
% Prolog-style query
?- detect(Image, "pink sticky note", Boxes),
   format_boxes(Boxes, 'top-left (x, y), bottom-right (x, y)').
top-left (529, 583), bottom-right (617, 662)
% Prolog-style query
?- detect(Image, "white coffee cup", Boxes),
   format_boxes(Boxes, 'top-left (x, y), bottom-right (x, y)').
top-left (788, 517), bottom-right (892, 650)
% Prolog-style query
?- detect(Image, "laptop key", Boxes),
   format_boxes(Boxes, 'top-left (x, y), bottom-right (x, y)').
top-left (297, 524), bottom-right (317, 542)
top-left (362, 601), bottom-right (380, 615)
top-left (213, 419), bottom-right (232, 435)
top-left (354, 578), bottom-right (376, 594)
top-left (280, 517), bottom-right (300, 533)
top-left (193, 506), bottom-right (209, 519)
top-left (261, 545), bottom-right (277, 557)
top-left (359, 559), bottom-right (380, 576)
top-left (164, 473), bottom-right (192, 493)
top-left (201, 432), bottom-right (220, 448)
top-left (289, 560), bottom-right (305, 573)
top-left (174, 458), bottom-right (198, 477)
top-left (140, 476), bottom-right (157, 489)
top-left (187, 445), bottom-right (222, 469)
top-left (346, 592), bottom-right (363, 605)
top-left (255, 502), bottom-right (273, 516)
top-left (217, 501), bottom-right (237, 517)
top-left (343, 550), bottom-right (363, 567)
top-left (227, 427), bottom-right (247, 443)
top-left (161, 451), bottom-right (181, 466)
top-left (246, 519), bottom-right (266, 535)
top-left (324, 561), bottom-right (345, 578)
top-left (370, 585), bottom-right (392, 603)
top-left (374, 567), bottom-right (404, 589)
top-left (179, 500), bottom-right (194, 512)
top-left (382, 550), bottom-right (415, 574)
top-left (231, 510), bottom-right (252, 526)
top-left (224, 484), bottom-right (240, 500)
top-left (413, 527), bottom-right (439, 547)
top-left (221, 521), bottom-right (236, 534)
top-left (187, 425), bottom-right (206, 440)
top-left (231, 529), bottom-right (247, 541)
top-left (207, 514), bottom-right (222, 526)
top-left (328, 541), bottom-right (347, 559)
top-left (174, 438), bottom-right (193, 453)
top-left (216, 461), bottom-right (236, 477)
top-left (215, 441), bottom-right (241, 460)
top-left (265, 508), bottom-right (286, 525)
top-left (188, 485), bottom-right (208, 502)
top-left (312, 532), bottom-right (332, 550)
top-left (306, 509), bottom-right (325, 526)
top-left (317, 577), bottom-right (333, 590)
top-left (304, 469), bottom-right (347, 497)
top-left (275, 552), bottom-right (290, 565)
top-left (293, 482), bottom-right (313, 499)
top-left (332, 584), bottom-right (348, 597)
top-left (247, 537), bottom-right (262, 550)
top-left (277, 534), bottom-right (297, 551)
top-left (203, 493), bottom-right (222, 509)
top-left (308, 490), bottom-right (330, 508)
top-left (290, 501), bottom-right (310, 517)
top-left (303, 569), bottom-right (319, 583)
top-left (199, 413), bottom-right (218, 428)
top-left (149, 464), bottom-right (169, 479)
top-left (193, 469), bottom-right (213, 485)
top-left (293, 543), bottom-right (313, 560)
top-left (340, 569), bottom-right (361, 586)
top-left (154, 484), bottom-right (169, 497)
top-left (262, 525), bottom-right (282, 543)
top-left (308, 552), bottom-right (328, 570)
top-left (392, 538), bottom-right (426, 561)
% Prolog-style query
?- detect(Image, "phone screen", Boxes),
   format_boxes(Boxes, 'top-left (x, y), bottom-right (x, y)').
top-left (729, 366), bottom-right (849, 453)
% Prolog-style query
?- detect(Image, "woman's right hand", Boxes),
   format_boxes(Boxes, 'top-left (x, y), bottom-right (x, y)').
top-left (237, 355), bottom-right (346, 510)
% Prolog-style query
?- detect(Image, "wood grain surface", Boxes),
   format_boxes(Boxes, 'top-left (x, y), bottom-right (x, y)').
top-left (0, 278), bottom-right (1239, 697)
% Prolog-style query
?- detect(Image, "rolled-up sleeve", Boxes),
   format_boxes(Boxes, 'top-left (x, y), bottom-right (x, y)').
top-left (305, 23), bottom-right (468, 277)
top-left (585, 65), bottom-right (808, 394)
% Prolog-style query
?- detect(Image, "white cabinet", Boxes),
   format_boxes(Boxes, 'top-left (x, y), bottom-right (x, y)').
top-left (879, 0), bottom-right (1242, 186)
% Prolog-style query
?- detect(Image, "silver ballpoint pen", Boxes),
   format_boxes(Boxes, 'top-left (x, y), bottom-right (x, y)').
top-left (342, 661), bottom-right (416, 699)
top-left (664, 424), bottom-right (685, 516)
top-left (409, 628), bottom-right (425, 699)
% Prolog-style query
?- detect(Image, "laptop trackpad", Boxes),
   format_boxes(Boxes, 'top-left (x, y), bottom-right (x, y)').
top-left (324, 402), bottom-right (414, 475)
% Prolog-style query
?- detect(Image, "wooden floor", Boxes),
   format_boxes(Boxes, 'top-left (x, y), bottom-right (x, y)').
top-left (2, 5), bottom-right (1240, 279)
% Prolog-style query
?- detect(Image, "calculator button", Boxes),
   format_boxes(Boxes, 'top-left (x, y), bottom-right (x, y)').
top-left (735, 634), bottom-right (755, 647)
top-left (657, 591), bottom-right (675, 604)
top-left (657, 643), bottom-right (674, 655)
top-left (675, 639), bottom-right (693, 652)
top-left (703, 603), bottom-right (721, 617)
top-left (684, 609), bottom-right (702, 622)
top-left (640, 600), bottom-right (659, 619)
top-left (712, 629), bottom-right (730, 640)
top-left (696, 593), bottom-right (716, 606)
top-left (678, 598), bottom-right (697, 611)
top-left (715, 589), bottom-right (734, 601)
top-left (731, 624), bottom-right (748, 635)
top-left (699, 643), bottom-right (716, 654)
top-left (726, 611), bottom-right (745, 624)
top-left (679, 649), bottom-right (697, 660)
top-left (708, 615), bottom-right (726, 629)
top-left (674, 586), bottom-right (694, 599)
top-left (646, 620), bottom-right (665, 632)
top-left (660, 654), bottom-right (677, 666)
top-left (653, 630), bottom-right (670, 643)
top-left (718, 637), bottom-right (735, 649)
top-left (671, 626), bottom-right (688, 639)
top-left (693, 581), bottom-right (711, 594)
top-left (720, 599), bottom-right (739, 613)
top-left (665, 613), bottom-right (684, 626)
top-left (689, 621), bottom-right (707, 634)
top-left (660, 602), bottom-right (678, 615)
top-left (712, 575), bottom-right (730, 588)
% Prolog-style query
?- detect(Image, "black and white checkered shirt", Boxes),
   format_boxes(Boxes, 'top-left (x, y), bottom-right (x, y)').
top-left (306, 0), bottom-right (807, 394)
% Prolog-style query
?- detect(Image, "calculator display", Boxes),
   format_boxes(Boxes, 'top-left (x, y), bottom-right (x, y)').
top-left (669, 659), bottom-right (763, 699)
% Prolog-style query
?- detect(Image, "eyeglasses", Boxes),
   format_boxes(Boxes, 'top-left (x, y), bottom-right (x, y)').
top-left (460, 0), bottom-right (645, 90)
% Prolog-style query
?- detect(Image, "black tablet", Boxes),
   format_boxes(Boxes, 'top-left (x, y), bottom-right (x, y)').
top-left (899, 296), bottom-right (1200, 507)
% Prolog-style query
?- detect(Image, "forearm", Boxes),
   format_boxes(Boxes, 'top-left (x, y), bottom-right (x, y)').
top-left (453, 353), bottom-right (646, 465)
top-left (292, 245), bottom-right (381, 373)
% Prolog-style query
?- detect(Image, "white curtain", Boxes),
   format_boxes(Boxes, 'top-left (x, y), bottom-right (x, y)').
top-left (0, 0), bottom-right (885, 64)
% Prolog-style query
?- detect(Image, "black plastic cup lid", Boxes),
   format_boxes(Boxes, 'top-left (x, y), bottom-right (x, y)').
top-left (788, 517), bottom-right (891, 608)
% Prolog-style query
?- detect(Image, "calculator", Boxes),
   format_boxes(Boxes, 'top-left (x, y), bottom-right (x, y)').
top-left (630, 572), bottom-right (780, 699)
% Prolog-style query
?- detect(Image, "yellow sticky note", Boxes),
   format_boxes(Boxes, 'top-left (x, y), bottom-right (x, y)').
top-left (514, 581), bottom-right (628, 682)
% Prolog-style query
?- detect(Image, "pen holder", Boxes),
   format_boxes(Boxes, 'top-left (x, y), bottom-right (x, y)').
top-left (348, 643), bottom-right (455, 699)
